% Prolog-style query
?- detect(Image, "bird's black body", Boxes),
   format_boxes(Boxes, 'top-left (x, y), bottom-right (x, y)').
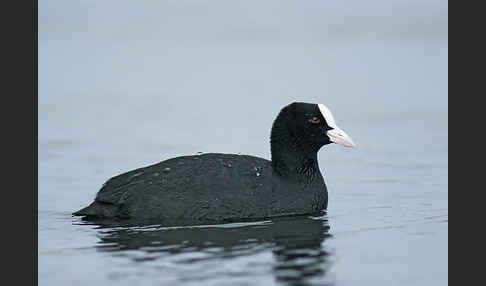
top-left (74, 102), bottom-right (353, 226)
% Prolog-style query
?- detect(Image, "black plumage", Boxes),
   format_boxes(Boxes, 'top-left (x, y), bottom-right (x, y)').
top-left (73, 102), bottom-right (354, 225)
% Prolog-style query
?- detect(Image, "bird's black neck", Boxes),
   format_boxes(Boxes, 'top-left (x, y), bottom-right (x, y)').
top-left (271, 145), bottom-right (320, 180)
top-left (270, 117), bottom-right (322, 181)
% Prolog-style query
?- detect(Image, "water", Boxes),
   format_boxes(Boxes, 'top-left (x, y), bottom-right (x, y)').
top-left (39, 1), bottom-right (447, 285)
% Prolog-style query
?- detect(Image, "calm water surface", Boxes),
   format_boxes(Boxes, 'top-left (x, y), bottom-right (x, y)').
top-left (39, 1), bottom-right (447, 285)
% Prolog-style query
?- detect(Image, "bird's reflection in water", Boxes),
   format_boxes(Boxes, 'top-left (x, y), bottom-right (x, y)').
top-left (83, 213), bottom-right (333, 285)
top-left (272, 217), bottom-right (332, 285)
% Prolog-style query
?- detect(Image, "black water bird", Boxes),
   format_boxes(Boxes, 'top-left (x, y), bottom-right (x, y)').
top-left (73, 102), bottom-right (355, 225)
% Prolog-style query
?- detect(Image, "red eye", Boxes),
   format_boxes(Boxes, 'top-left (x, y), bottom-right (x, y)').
top-left (310, 117), bottom-right (320, 124)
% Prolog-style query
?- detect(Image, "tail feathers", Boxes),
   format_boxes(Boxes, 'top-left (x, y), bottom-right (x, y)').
top-left (72, 201), bottom-right (121, 218)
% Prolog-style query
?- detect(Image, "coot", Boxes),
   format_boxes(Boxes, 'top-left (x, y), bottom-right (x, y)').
top-left (73, 102), bottom-right (355, 224)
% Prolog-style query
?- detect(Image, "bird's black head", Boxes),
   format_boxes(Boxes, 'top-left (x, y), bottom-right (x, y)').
top-left (271, 102), bottom-right (355, 155)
